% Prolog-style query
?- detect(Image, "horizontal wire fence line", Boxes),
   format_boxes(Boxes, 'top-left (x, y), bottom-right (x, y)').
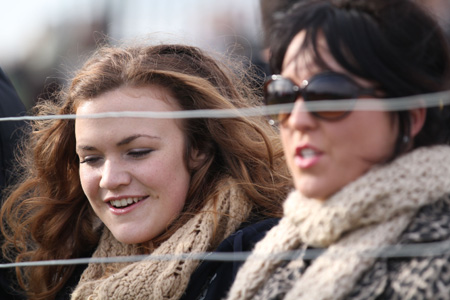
top-left (1, 239), bottom-right (450, 269)
top-left (1, 90), bottom-right (450, 122)
top-left (1, 90), bottom-right (450, 268)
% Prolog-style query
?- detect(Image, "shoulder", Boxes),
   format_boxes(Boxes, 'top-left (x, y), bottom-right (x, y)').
top-left (0, 67), bottom-right (27, 196)
top-left (0, 67), bottom-right (25, 115)
top-left (400, 194), bottom-right (450, 243)
top-left (181, 218), bottom-right (280, 300)
top-left (55, 244), bottom-right (97, 300)
top-left (217, 218), bottom-right (280, 253)
top-left (348, 195), bottom-right (450, 300)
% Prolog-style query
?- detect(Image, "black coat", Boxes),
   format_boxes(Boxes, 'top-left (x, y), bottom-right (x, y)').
top-left (180, 218), bottom-right (280, 300)
top-left (0, 67), bottom-right (27, 300)
top-left (0, 68), bottom-right (26, 199)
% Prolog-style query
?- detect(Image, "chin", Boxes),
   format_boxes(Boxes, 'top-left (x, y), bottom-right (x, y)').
top-left (296, 183), bottom-right (329, 201)
top-left (111, 230), bottom-right (152, 245)
top-left (294, 174), bottom-right (340, 200)
top-left (113, 235), bottom-right (137, 244)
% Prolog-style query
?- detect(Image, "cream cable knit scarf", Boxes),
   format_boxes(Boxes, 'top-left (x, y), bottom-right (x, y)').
top-left (71, 178), bottom-right (252, 300)
top-left (227, 146), bottom-right (450, 300)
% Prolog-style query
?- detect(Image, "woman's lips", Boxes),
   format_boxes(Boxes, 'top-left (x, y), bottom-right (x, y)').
top-left (109, 196), bottom-right (146, 208)
top-left (294, 146), bottom-right (322, 169)
top-left (106, 196), bottom-right (148, 215)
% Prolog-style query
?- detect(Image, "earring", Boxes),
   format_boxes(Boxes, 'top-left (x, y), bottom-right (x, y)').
top-left (403, 135), bottom-right (409, 143)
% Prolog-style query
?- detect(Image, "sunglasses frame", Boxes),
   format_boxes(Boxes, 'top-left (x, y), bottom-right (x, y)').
top-left (264, 71), bottom-right (378, 122)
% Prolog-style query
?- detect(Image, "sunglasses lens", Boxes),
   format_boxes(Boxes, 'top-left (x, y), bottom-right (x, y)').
top-left (264, 77), bottom-right (298, 105)
top-left (305, 74), bottom-right (358, 120)
top-left (264, 77), bottom-right (298, 123)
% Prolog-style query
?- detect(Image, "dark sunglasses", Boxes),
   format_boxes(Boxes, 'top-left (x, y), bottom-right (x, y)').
top-left (264, 71), bottom-right (378, 123)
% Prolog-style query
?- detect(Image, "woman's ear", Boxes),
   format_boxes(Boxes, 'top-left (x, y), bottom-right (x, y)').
top-left (189, 148), bottom-right (207, 169)
top-left (409, 107), bottom-right (426, 138)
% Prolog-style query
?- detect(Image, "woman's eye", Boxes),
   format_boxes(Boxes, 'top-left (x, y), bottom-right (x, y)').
top-left (79, 156), bottom-right (102, 164)
top-left (128, 149), bottom-right (153, 158)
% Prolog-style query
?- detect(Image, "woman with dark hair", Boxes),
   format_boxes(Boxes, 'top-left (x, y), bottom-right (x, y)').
top-left (227, 0), bottom-right (450, 299)
top-left (0, 43), bottom-right (291, 300)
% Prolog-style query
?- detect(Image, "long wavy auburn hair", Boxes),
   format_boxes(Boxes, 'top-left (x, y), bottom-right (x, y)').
top-left (1, 43), bottom-right (291, 299)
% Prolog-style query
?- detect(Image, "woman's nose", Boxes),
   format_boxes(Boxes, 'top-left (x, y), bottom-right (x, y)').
top-left (99, 160), bottom-right (132, 190)
top-left (284, 99), bottom-right (317, 131)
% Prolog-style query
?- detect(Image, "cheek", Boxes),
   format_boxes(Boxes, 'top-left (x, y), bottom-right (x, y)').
top-left (280, 126), bottom-right (289, 142)
top-left (370, 114), bottom-right (398, 159)
top-left (339, 112), bottom-right (398, 164)
top-left (79, 167), bottom-right (98, 198)
top-left (280, 128), bottom-right (295, 170)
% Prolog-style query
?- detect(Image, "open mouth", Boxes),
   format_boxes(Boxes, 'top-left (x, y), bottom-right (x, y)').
top-left (295, 146), bottom-right (323, 169)
top-left (300, 148), bottom-right (319, 159)
top-left (109, 197), bottom-right (146, 208)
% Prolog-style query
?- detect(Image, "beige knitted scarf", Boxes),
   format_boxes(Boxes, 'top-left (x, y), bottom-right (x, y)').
top-left (71, 178), bottom-right (252, 300)
top-left (227, 146), bottom-right (450, 300)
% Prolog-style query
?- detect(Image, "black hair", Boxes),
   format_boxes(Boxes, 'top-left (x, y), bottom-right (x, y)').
top-left (259, 0), bottom-right (298, 47)
top-left (267, 0), bottom-right (450, 158)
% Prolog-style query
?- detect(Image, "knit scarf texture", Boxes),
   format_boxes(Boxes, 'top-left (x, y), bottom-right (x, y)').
top-left (71, 178), bottom-right (252, 300)
top-left (227, 146), bottom-right (450, 300)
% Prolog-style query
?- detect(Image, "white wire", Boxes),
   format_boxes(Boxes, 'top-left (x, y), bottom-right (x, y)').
top-left (0, 90), bottom-right (449, 122)
top-left (1, 239), bottom-right (449, 269)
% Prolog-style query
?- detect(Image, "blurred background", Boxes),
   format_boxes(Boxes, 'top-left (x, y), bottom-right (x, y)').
top-left (1, 0), bottom-right (450, 110)
top-left (0, 0), bottom-right (268, 109)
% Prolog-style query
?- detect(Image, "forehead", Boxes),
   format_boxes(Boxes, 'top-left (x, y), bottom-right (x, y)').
top-left (282, 31), bottom-right (344, 75)
top-left (76, 85), bottom-right (180, 113)
top-left (74, 85), bottom-right (185, 141)
top-left (281, 30), bottom-right (373, 88)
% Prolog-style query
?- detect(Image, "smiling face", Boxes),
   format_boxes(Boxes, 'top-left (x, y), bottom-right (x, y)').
top-left (280, 31), bottom-right (399, 200)
top-left (75, 86), bottom-right (193, 244)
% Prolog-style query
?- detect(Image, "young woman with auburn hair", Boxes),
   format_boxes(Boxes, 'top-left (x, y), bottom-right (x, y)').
top-left (1, 43), bottom-right (291, 300)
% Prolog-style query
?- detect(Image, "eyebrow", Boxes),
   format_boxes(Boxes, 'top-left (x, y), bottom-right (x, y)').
top-left (76, 134), bottom-right (160, 151)
top-left (117, 134), bottom-right (160, 146)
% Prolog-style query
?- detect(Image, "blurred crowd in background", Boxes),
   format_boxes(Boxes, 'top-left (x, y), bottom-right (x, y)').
top-left (0, 0), bottom-right (266, 109)
top-left (1, 0), bottom-right (450, 110)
